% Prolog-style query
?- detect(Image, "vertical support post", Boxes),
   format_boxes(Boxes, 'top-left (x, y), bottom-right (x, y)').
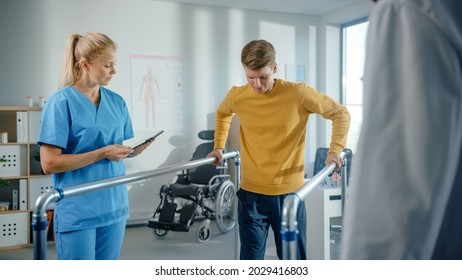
top-left (341, 153), bottom-right (349, 214)
top-left (32, 189), bottom-right (61, 260)
top-left (32, 212), bottom-right (48, 260)
top-left (233, 151), bottom-right (241, 260)
top-left (281, 194), bottom-right (300, 260)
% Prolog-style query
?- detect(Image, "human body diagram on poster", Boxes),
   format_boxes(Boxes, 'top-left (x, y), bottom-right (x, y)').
top-left (131, 54), bottom-right (183, 132)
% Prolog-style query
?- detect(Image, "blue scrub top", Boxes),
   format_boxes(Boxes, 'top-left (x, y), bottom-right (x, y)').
top-left (38, 86), bottom-right (134, 233)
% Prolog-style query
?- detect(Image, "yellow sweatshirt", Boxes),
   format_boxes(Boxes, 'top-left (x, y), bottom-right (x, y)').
top-left (214, 79), bottom-right (350, 195)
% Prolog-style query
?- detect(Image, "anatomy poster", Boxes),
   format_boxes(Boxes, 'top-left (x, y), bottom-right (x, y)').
top-left (131, 53), bottom-right (183, 131)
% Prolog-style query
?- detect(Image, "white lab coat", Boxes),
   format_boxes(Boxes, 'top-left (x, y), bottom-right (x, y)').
top-left (341, 0), bottom-right (462, 259)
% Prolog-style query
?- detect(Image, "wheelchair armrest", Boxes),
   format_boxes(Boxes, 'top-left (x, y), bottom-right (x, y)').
top-left (215, 160), bottom-right (229, 170)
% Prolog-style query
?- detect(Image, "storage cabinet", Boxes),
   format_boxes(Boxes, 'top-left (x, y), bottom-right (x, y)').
top-left (0, 106), bottom-right (52, 250)
top-left (0, 212), bottom-right (28, 247)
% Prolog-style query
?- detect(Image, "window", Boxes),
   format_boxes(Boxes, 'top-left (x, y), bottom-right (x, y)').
top-left (341, 19), bottom-right (369, 153)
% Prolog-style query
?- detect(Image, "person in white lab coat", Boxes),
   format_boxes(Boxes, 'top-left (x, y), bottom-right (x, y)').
top-left (341, 0), bottom-right (462, 259)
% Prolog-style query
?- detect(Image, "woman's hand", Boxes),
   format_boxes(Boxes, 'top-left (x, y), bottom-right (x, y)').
top-left (102, 144), bottom-right (133, 161)
top-left (128, 139), bottom-right (155, 158)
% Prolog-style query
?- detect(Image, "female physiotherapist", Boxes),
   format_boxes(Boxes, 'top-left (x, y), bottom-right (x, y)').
top-left (38, 32), bottom-right (151, 260)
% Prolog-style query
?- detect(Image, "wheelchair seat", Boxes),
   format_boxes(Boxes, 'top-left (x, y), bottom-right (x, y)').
top-left (169, 183), bottom-right (203, 197)
top-left (167, 130), bottom-right (225, 197)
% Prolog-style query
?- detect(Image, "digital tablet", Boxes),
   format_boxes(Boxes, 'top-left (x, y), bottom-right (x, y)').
top-left (128, 130), bottom-right (164, 158)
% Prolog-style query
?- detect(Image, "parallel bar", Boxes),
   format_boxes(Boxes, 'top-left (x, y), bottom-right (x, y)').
top-left (281, 152), bottom-right (347, 260)
top-left (296, 162), bottom-right (336, 200)
top-left (32, 151), bottom-right (240, 260)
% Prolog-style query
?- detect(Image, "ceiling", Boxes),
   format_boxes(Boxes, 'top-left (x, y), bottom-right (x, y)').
top-left (156, 0), bottom-right (367, 16)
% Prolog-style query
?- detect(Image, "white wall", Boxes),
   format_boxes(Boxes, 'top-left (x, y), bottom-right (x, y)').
top-left (0, 0), bottom-right (372, 222)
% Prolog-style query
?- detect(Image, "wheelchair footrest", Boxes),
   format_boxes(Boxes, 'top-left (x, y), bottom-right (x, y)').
top-left (148, 203), bottom-right (197, 232)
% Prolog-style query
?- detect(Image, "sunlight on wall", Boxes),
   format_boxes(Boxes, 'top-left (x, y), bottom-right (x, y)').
top-left (228, 9), bottom-right (246, 87)
top-left (308, 25), bottom-right (317, 87)
top-left (259, 21), bottom-right (296, 79)
top-left (306, 24), bottom-right (318, 175)
top-left (323, 25), bottom-right (341, 152)
top-left (191, 8), bottom-right (214, 131)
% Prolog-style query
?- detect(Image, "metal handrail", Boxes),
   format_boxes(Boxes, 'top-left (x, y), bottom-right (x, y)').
top-left (32, 151), bottom-right (241, 260)
top-left (281, 151), bottom-right (349, 260)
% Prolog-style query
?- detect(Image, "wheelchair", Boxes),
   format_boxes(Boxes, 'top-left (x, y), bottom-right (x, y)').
top-left (147, 130), bottom-right (236, 242)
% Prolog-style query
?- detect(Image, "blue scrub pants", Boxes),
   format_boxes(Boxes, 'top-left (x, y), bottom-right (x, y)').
top-left (55, 220), bottom-right (127, 260)
top-left (237, 189), bottom-right (307, 260)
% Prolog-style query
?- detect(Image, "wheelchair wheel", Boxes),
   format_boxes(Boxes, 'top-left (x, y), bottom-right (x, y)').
top-left (152, 228), bottom-right (168, 239)
top-left (196, 226), bottom-right (211, 242)
top-left (215, 180), bottom-right (236, 233)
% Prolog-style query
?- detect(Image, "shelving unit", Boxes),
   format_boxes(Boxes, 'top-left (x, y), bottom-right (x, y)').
top-left (0, 106), bottom-right (53, 250)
